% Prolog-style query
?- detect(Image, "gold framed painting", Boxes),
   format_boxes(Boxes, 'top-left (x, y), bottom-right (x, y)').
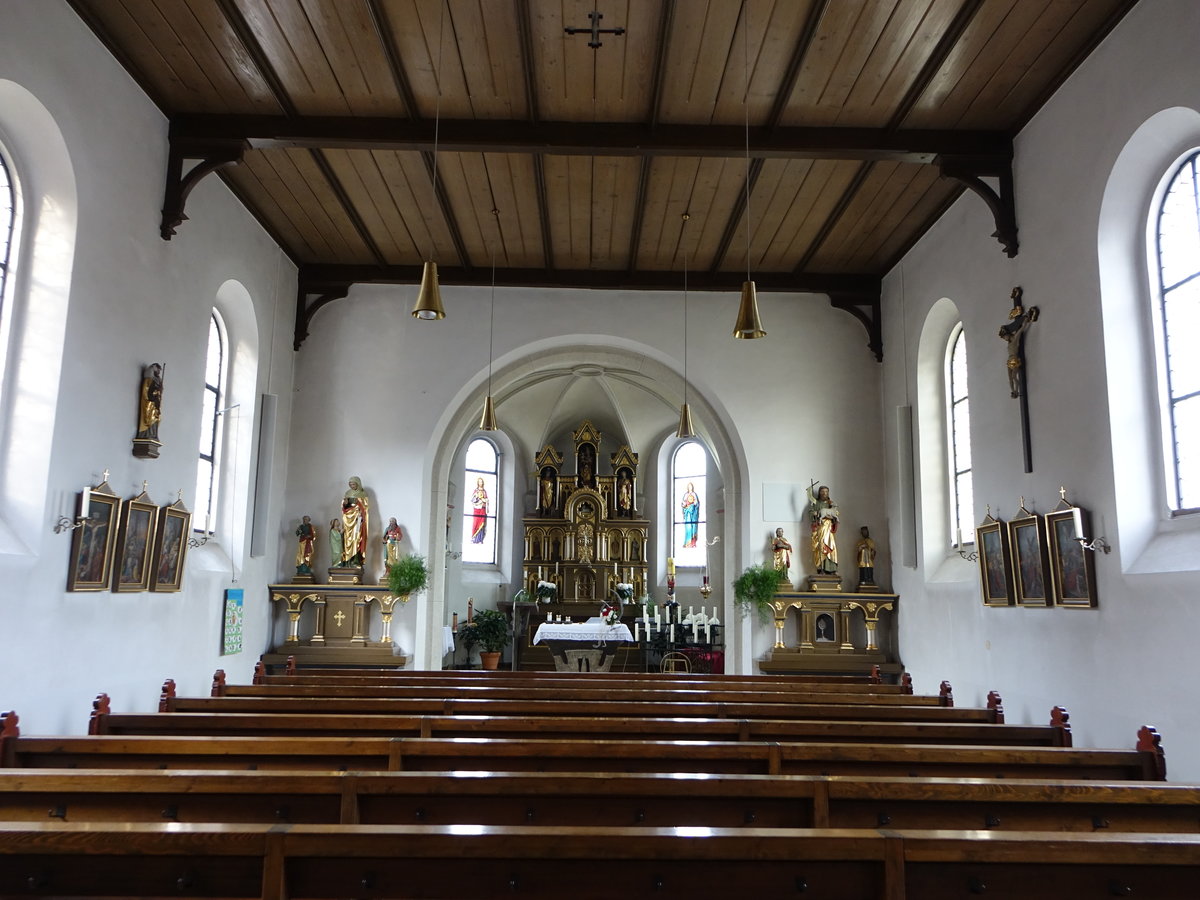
top-left (150, 498), bottom-right (191, 592)
top-left (1045, 501), bottom-right (1097, 609)
top-left (1007, 502), bottom-right (1051, 607)
top-left (112, 487), bottom-right (158, 592)
top-left (975, 512), bottom-right (1014, 607)
top-left (66, 479), bottom-right (121, 592)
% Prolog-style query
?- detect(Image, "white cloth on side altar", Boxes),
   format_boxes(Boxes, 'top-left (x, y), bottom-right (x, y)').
top-left (442, 625), bottom-right (455, 655)
top-left (532, 623), bottom-right (634, 644)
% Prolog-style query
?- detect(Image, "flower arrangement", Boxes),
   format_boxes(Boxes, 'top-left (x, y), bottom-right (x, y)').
top-left (600, 603), bottom-right (622, 626)
top-left (535, 580), bottom-right (557, 603)
top-left (613, 581), bottom-right (634, 603)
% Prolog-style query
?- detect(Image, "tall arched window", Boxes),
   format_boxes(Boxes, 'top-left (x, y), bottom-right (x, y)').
top-left (947, 325), bottom-right (974, 545)
top-left (194, 311), bottom-right (225, 534)
top-left (1154, 150), bottom-right (1200, 512)
top-left (0, 149), bottom-right (14, 319)
top-left (671, 441), bottom-right (707, 566)
top-left (462, 437), bottom-right (498, 564)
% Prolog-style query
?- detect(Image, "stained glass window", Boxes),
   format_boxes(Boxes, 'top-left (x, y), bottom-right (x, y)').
top-left (462, 437), bottom-right (498, 564)
top-left (671, 441), bottom-right (707, 566)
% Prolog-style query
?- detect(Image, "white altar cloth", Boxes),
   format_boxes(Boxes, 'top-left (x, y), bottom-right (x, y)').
top-left (533, 622), bottom-right (634, 644)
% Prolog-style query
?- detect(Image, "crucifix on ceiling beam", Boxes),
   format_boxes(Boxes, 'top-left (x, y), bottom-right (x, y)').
top-left (564, 9), bottom-right (625, 49)
top-left (998, 286), bottom-right (1039, 473)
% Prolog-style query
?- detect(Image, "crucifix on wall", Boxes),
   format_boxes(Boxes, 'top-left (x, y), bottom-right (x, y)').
top-left (998, 286), bottom-right (1039, 473)
top-left (564, 9), bottom-right (626, 49)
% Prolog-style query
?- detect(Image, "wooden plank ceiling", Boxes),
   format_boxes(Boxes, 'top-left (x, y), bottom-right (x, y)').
top-left (69, 0), bottom-right (1137, 320)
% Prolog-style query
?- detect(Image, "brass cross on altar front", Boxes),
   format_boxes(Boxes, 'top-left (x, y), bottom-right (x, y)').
top-left (333, 611), bottom-right (346, 627)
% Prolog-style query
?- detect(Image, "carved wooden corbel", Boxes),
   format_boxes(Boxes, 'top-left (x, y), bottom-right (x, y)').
top-left (160, 137), bottom-right (246, 240)
top-left (293, 275), bottom-right (352, 350)
top-left (937, 155), bottom-right (1019, 257)
top-left (828, 288), bottom-right (883, 362)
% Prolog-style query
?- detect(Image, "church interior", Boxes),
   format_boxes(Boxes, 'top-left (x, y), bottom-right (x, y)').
top-left (3, 1), bottom-right (1200, 884)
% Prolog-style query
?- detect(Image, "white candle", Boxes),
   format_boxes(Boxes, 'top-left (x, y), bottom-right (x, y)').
top-left (670, 624), bottom-right (675, 643)
top-left (546, 611), bottom-right (552, 622)
top-left (692, 623), bottom-right (698, 642)
top-left (634, 622), bottom-right (640, 642)
top-left (704, 622), bottom-right (711, 643)
top-left (613, 559), bottom-right (617, 574)
top-left (1072, 507), bottom-right (1083, 540)
top-left (655, 608), bottom-right (661, 628)
top-left (80, 486), bottom-right (91, 519)
top-left (205, 513), bottom-right (212, 534)
top-left (689, 606), bottom-right (694, 619)
top-left (956, 527), bottom-right (963, 547)
top-left (555, 561), bottom-right (560, 575)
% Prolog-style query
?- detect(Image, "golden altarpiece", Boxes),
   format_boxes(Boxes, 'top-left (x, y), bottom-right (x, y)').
top-left (522, 421), bottom-right (648, 602)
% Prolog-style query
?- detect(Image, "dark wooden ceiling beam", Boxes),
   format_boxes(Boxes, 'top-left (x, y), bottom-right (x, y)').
top-left (889, 0), bottom-right (984, 129)
top-left (168, 116), bottom-right (1011, 164)
top-left (516, 0), bottom-right (553, 271)
top-left (214, 0), bottom-right (295, 116)
top-left (298, 263), bottom-right (878, 295)
top-left (766, 0), bottom-right (829, 130)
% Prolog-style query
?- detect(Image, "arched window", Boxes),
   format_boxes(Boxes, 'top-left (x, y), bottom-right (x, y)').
top-left (0, 149), bottom-right (14, 319)
top-left (462, 437), bottom-right (498, 564)
top-left (671, 441), bottom-right (707, 566)
top-left (194, 311), bottom-right (225, 534)
top-left (947, 325), bottom-right (974, 545)
top-left (1153, 150), bottom-right (1200, 512)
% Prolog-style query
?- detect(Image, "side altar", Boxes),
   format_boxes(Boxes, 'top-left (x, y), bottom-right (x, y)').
top-left (262, 582), bottom-right (408, 669)
top-left (758, 590), bottom-right (901, 679)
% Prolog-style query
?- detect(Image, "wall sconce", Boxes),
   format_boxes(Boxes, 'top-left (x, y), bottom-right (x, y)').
top-left (954, 528), bottom-right (978, 562)
top-left (54, 486), bottom-right (94, 533)
top-left (189, 512), bottom-right (213, 548)
top-left (1075, 535), bottom-right (1111, 554)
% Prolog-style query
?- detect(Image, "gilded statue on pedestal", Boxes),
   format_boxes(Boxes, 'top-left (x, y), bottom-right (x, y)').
top-left (771, 528), bottom-right (792, 575)
top-left (294, 516), bottom-right (315, 575)
top-left (338, 476), bottom-right (369, 567)
top-left (807, 482), bottom-right (839, 574)
top-left (382, 517), bottom-right (403, 569)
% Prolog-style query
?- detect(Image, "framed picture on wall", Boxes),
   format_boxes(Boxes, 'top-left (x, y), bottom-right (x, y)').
top-left (1007, 502), bottom-right (1051, 607)
top-left (112, 487), bottom-right (158, 593)
top-left (150, 498), bottom-right (191, 592)
top-left (975, 511), bottom-right (1013, 607)
top-left (1045, 497), bottom-right (1098, 608)
top-left (66, 478), bottom-right (121, 592)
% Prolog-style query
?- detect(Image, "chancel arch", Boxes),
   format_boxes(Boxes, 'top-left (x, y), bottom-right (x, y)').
top-left (417, 337), bottom-right (751, 672)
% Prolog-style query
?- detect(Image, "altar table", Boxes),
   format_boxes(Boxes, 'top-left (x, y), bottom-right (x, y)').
top-left (532, 622), bottom-right (634, 672)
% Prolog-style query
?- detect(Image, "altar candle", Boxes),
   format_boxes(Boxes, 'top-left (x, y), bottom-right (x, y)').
top-left (547, 611), bottom-right (552, 621)
top-left (689, 606), bottom-right (694, 619)
top-left (80, 486), bottom-right (91, 519)
top-left (692, 622), bottom-right (698, 642)
top-left (539, 566), bottom-right (544, 580)
top-left (613, 559), bottom-right (618, 574)
top-left (452, 612), bottom-right (458, 633)
top-left (556, 561), bottom-right (560, 575)
top-left (670, 624), bottom-right (675, 643)
top-left (634, 622), bottom-right (640, 642)
top-left (626, 568), bottom-right (631, 583)
top-left (642, 604), bottom-right (648, 622)
top-left (956, 527), bottom-right (963, 548)
top-left (667, 557), bottom-right (675, 575)
top-left (467, 598), bottom-right (474, 623)
top-left (1072, 507), bottom-right (1083, 540)
top-left (704, 622), bottom-right (710, 643)
top-left (655, 608), bottom-right (661, 628)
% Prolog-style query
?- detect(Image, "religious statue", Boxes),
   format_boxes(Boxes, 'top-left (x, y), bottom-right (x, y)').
top-left (807, 482), bottom-right (839, 574)
top-left (470, 476), bottom-right (488, 543)
top-left (618, 473), bottom-right (633, 515)
top-left (382, 517), bottom-right (403, 569)
top-left (998, 286), bottom-right (1039, 399)
top-left (132, 362), bottom-right (164, 458)
top-left (540, 472), bottom-right (555, 513)
top-left (339, 476), bottom-right (369, 567)
top-left (856, 526), bottom-right (876, 588)
top-left (294, 516), bottom-right (315, 576)
top-left (771, 528), bottom-right (792, 575)
top-left (328, 518), bottom-right (344, 566)
top-left (681, 482), bottom-right (700, 548)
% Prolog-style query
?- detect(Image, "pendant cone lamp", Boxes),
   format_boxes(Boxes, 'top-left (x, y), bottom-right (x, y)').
top-left (412, 261), bottom-right (445, 320)
top-left (478, 211), bottom-right (499, 431)
top-left (676, 214), bottom-right (697, 439)
top-left (733, 280), bottom-right (765, 339)
top-left (732, 4), bottom-right (765, 340)
top-left (412, 0), bottom-right (447, 321)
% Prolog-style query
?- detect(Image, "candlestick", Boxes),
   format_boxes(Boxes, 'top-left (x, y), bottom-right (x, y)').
top-left (467, 598), bottom-right (474, 623)
top-left (667, 557), bottom-right (675, 575)
top-left (547, 611), bottom-right (552, 622)
top-left (452, 612), bottom-right (458, 633)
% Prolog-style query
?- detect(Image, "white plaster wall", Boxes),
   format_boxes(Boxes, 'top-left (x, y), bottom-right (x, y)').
top-left (881, 0), bottom-right (1200, 779)
top-left (0, 1), bottom-right (296, 734)
top-left (284, 282), bottom-right (887, 671)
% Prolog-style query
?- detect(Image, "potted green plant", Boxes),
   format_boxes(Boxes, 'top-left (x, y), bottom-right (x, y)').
top-left (732, 563), bottom-right (788, 623)
top-left (386, 553), bottom-right (429, 601)
top-left (458, 608), bottom-right (512, 670)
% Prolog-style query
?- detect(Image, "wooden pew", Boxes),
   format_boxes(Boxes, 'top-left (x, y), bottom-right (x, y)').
top-left (2, 821), bottom-right (1199, 899)
top-left (160, 690), bottom-right (978, 722)
top-left (2, 732), bottom-right (1165, 782)
top-left (1, 769), bottom-right (1197, 832)
top-left (94, 708), bottom-right (1068, 747)
top-left (229, 679), bottom-right (919, 705)
top-left (263, 658), bottom-right (904, 687)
